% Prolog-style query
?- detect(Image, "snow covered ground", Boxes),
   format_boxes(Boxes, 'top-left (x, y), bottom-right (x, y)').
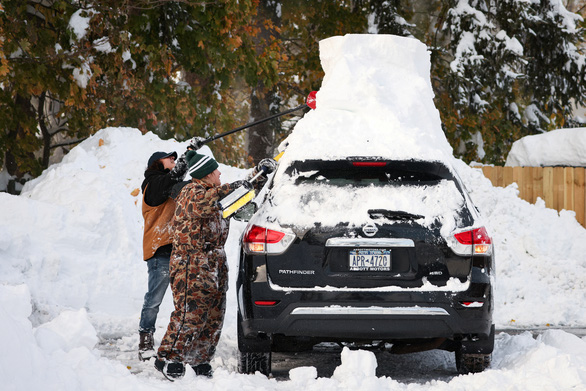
top-left (1, 34), bottom-right (586, 390)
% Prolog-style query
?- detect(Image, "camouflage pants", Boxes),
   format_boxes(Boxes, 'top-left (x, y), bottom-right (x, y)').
top-left (157, 251), bottom-right (228, 366)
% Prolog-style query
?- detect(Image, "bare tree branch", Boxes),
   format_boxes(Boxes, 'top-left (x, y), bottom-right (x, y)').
top-left (51, 138), bottom-right (87, 149)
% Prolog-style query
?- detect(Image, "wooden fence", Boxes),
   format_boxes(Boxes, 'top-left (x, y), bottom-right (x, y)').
top-left (479, 166), bottom-right (586, 228)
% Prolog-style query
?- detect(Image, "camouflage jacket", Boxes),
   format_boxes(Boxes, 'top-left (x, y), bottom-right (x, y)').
top-left (171, 171), bottom-right (268, 290)
top-left (172, 179), bottom-right (232, 254)
top-left (171, 179), bottom-right (233, 292)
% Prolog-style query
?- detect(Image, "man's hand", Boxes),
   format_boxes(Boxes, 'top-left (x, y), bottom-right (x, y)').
top-left (187, 137), bottom-right (206, 151)
top-left (257, 158), bottom-right (277, 175)
top-left (230, 180), bottom-right (252, 191)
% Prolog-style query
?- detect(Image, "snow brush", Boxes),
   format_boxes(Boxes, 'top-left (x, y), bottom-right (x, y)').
top-left (218, 92), bottom-right (317, 219)
top-left (219, 150), bottom-right (285, 218)
top-left (201, 91), bottom-right (317, 145)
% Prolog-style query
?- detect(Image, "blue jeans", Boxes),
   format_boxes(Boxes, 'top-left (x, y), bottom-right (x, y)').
top-left (139, 251), bottom-right (170, 333)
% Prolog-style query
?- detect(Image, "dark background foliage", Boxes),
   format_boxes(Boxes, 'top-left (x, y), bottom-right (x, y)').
top-left (1, 0), bottom-right (584, 193)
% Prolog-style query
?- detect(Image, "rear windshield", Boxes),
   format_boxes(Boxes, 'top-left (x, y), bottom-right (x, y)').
top-left (286, 160), bottom-right (453, 187)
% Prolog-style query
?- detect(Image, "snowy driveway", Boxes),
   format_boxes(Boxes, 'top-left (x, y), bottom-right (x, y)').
top-left (97, 326), bottom-right (586, 389)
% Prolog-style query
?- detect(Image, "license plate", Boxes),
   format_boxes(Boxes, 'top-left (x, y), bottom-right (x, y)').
top-left (349, 249), bottom-right (391, 271)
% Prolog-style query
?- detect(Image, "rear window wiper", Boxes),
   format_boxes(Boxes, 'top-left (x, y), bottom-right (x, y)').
top-left (368, 209), bottom-right (424, 221)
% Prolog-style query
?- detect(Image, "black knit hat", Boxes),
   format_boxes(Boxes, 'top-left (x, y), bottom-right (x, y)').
top-left (147, 151), bottom-right (177, 167)
top-left (186, 150), bottom-right (219, 179)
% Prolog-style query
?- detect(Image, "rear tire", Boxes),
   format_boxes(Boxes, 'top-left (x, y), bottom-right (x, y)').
top-left (455, 351), bottom-right (491, 374)
top-left (456, 324), bottom-right (494, 374)
top-left (237, 313), bottom-right (272, 376)
top-left (238, 350), bottom-right (271, 376)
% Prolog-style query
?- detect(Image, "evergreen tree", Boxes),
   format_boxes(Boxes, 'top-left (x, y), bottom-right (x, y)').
top-left (368, 0), bottom-right (414, 36)
top-left (440, 0), bottom-right (586, 163)
top-left (2, 0), bottom-right (585, 191)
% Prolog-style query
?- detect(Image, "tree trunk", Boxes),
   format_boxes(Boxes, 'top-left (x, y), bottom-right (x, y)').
top-left (38, 92), bottom-right (52, 169)
top-left (4, 94), bottom-right (37, 194)
top-left (247, 0), bottom-right (281, 164)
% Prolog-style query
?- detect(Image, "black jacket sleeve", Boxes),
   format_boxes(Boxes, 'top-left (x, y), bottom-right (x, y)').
top-left (170, 180), bottom-right (190, 200)
top-left (169, 154), bottom-right (188, 181)
top-left (142, 154), bottom-right (190, 207)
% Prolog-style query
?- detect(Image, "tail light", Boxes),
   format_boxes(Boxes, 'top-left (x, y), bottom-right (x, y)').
top-left (352, 161), bottom-right (387, 167)
top-left (254, 300), bottom-right (279, 306)
top-left (451, 226), bottom-right (492, 256)
top-left (460, 301), bottom-right (484, 308)
top-left (243, 224), bottom-right (296, 255)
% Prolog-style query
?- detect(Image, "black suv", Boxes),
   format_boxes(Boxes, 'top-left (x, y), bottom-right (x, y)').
top-left (236, 158), bottom-right (494, 376)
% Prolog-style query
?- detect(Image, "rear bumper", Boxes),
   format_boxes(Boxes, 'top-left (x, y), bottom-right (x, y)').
top-left (241, 303), bottom-right (491, 341)
top-left (238, 268), bottom-right (493, 342)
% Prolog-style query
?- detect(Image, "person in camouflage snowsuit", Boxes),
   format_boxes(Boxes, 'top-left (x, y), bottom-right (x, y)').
top-left (155, 150), bottom-right (276, 379)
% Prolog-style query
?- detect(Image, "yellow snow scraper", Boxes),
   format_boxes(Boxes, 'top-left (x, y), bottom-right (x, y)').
top-left (219, 151), bottom-right (284, 218)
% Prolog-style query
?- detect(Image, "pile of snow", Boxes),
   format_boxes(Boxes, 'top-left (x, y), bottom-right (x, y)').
top-left (452, 157), bottom-right (586, 326)
top-left (1, 34), bottom-right (585, 390)
top-left (267, 34), bottom-right (464, 230)
top-left (505, 127), bottom-right (586, 166)
top-left (277, 35), bottom-right (453, 166)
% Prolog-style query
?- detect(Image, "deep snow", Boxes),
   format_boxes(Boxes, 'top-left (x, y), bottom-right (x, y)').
top-left (505, 127), bottom-right (586, 167)
top-left (1, 34), bottom-right (586, 390)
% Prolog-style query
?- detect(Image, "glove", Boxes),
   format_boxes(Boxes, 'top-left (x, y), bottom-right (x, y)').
top-left (187, 136), bottom-right (206, 151)
top-left (230, 180), bottom-right (252, 191)
top-left (257, 158), bottom-right (277, 175)
top-left (169, 154), bottom-right (188, 180)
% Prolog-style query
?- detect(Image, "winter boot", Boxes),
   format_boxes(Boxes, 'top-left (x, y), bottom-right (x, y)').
top-left (138, 331), bottom-right (155, 361)
top-left (154, 357), bottom-right (185, 381)
top-left (191, 363), bottom-right (213, 378)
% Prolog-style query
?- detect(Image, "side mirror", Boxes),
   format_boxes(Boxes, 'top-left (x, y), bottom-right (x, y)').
top-left (232, 202), bottom-right (258, 222)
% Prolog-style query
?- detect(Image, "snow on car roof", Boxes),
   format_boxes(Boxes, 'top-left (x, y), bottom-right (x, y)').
top-left (276, 34), bottom-right (455, 172)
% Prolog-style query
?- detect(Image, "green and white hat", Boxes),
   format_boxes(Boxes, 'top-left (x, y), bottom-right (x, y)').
top-left (186, 150), bottom-right (219, 179)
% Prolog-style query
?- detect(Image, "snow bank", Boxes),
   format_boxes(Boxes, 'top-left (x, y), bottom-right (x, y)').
top-left (505, 127), bottom-right (586, 166)
top-left (3, 127), bottom-right (240, 328)
top-left (454, 159), bottom-right (586, 326)
top-left (0, 284), bottom-right (142, 391)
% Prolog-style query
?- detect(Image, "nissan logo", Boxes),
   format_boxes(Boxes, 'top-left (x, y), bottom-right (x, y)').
top-left (362, 223), bottom-right (378, 237)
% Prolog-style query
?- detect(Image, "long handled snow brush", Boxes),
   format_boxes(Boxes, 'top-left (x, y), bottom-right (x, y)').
top-left (218, 92), bottom-right (317, 219)
top-left (200, 91), bottom-right (317, 146)
top-left (219, 151), bottom-right (284, 218)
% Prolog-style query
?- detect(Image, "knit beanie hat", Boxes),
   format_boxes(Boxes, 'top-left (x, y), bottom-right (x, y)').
top-left (186, 150), bottom-right (219, 179)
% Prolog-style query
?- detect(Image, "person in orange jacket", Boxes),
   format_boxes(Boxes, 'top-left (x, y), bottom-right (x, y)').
top-left (138, 138), bottom-right (204, 361)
